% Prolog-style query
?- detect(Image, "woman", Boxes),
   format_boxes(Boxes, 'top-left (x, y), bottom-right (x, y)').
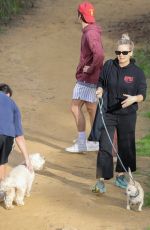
top-left (92, 34), bottom-right (147, 193)
top-left (0, 84), bottom-right (32, 182)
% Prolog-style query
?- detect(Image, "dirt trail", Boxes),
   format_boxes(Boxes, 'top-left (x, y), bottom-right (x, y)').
top-left (0, 0), bottom-right (150, 229)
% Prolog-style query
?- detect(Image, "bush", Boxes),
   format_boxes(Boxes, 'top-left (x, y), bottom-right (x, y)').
top-left (0, 0), bottom-right (34, 23)
top-left (136, 134), bottom-right (150, 157)
top-left (134, 46), bottom-right (150, 78)
top-left (145, 192), bottom-right (150, 207)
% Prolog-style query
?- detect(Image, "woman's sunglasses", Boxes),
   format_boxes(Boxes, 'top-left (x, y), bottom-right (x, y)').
top-left (115, 51), bottom-right (131, 55)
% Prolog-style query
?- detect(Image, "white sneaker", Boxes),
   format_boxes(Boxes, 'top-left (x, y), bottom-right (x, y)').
top-left (65, 140), bottom-right (99, 152)
top-left (65, 140), bottom-right (87, 153)
top-left (86, 141), bottom-right (99, 151)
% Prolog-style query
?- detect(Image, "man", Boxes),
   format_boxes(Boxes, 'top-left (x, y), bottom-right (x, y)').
top-left (0, 83), bottom-right (32, 183)
top-left (65, 1), bottom-right (104, 152)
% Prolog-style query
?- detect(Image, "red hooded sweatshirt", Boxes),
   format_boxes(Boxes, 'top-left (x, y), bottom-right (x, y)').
top-left (76, 23), bottom-right (104, 84)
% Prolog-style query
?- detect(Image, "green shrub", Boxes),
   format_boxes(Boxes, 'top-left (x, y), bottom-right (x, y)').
top-left (134, 47), bottom-right (150, 78)
top-left (136, 134), bottom-right (150, 157)
top-left (0, 0), bottom-right (34, 23)
top-left (145, 192), bottom-right (150, 207)
top-left (144, 111), bottom-right (150, 118)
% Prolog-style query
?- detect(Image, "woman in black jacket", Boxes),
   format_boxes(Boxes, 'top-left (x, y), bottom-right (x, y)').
top-left (92, 34), bottom-right (147, 193)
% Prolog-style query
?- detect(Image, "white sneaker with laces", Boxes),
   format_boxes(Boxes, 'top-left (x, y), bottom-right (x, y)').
top-left (65, 140), bottom-right (87, 153)
top-left (86, 141), bottom-right (99, 151)
top-left (65, 140), bottom-right (99, 152)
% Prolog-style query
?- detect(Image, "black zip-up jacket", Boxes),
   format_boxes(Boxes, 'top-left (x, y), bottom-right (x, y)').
top-left (97, 58), bottom-right (147, 115)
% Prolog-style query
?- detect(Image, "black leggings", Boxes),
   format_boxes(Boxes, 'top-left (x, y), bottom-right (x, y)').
top-left (96, 112), bottom-right (137, 179)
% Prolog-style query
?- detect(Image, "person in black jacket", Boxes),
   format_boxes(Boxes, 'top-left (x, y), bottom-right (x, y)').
top-left (92, 34), bottom-right (147, 193)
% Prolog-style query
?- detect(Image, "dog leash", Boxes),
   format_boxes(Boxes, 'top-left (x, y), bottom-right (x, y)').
top-left (98, 97), bottom-right (135, 184)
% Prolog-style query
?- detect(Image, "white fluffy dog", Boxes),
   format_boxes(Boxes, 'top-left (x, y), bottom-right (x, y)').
top-left (0, 153), bottom-right (45, 209)
top-left (126, 168), bottom-right (144, 212)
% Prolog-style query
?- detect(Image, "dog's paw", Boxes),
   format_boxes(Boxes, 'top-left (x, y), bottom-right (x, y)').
top-left (6, 205), bottom-right (14, 210)
top-left (25, 193), bottom-right (30, 197)
top-left (16, 200), bottom-right (24, 206)
top-left (126, 205), bottom-right (130, 210)
top-left (138, 203), bottom-right (143, 212)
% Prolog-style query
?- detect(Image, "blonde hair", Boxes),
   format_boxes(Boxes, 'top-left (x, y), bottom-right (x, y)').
top-left (117, 33), bottom-right (134, 51)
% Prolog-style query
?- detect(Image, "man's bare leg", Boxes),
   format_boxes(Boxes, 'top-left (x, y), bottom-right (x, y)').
top-left (85, 101), bottom-right (97, 127)
top-left (65, 99), bottom-right (87, 152)
top-left (71, 99), bottom-right (85, 132)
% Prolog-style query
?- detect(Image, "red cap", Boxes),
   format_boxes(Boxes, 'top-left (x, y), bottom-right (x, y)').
top-left (78, 1), bottom-right (95, 23)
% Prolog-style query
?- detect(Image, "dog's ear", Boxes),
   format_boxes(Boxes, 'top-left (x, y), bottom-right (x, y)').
top-left (128, 167), bottom-right (134, 184)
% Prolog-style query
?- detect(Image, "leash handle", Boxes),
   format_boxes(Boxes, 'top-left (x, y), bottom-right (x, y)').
top-left (98, 97), bottom-right (103, 113)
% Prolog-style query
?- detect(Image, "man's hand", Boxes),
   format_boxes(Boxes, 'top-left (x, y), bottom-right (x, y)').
top-left (83, 65), bottom-right (90, 73)
top-left (96, 87), bottom-right (103, 98)
top-left (121, 94), bottom-right (137, 108)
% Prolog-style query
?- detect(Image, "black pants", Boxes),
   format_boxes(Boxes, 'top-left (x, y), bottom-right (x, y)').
top-left (96, 112), bottom-right (137, 179)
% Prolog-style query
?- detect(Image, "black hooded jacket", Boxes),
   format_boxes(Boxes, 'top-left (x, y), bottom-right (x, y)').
top-left (97, 58), bottom-right (147, 115)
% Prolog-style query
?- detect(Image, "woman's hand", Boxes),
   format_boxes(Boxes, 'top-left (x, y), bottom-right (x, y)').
top-left (96, 87), bottom-right (103, 98)
top-left (121, 94), bottom-right (137, 108)
top-left (15, 135), bottom-right (33, 172)
top-left (25, 158), bottom-right (33, 172)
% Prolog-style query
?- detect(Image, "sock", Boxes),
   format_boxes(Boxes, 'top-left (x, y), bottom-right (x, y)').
top-left (78, 132), bottom-right (86, 143)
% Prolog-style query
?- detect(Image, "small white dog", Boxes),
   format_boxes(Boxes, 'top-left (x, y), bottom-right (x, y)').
top-left (0, 153), bottom-right (45, 209)
top-left (126, 168), bottom-right (144, 212)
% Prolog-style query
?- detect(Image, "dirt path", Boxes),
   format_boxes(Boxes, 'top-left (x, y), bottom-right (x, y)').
top-left (0, 0), bottom-right (150, 229)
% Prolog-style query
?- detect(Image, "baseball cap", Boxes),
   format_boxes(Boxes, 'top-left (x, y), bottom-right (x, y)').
top-left (78, 1), bottom-right (95, 23)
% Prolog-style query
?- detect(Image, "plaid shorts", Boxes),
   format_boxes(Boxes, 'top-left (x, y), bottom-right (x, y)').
top-left (72, 81), bottom-right (97, 103)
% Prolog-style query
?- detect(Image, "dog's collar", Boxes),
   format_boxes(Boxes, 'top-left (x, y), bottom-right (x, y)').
top-left (129, 189), bottom-right (139, 198)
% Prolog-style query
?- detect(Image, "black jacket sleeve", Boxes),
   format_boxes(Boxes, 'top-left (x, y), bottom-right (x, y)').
top-left (136, 68), bottom-right (147, 100)
top-left (97, 59), bottom-right (113, 89)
